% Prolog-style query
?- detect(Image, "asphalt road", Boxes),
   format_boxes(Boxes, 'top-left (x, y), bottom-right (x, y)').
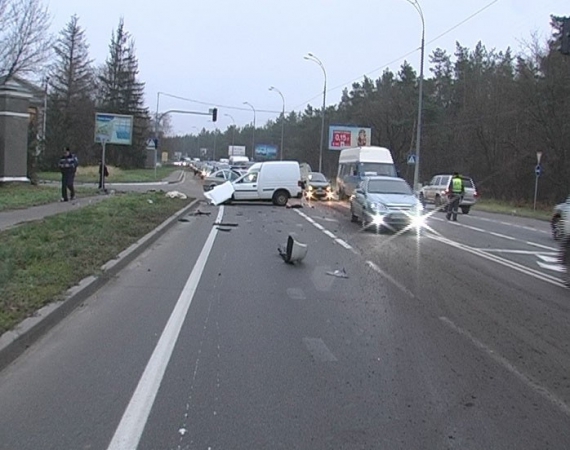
top-left (1, 186), bottom-right (569, 449)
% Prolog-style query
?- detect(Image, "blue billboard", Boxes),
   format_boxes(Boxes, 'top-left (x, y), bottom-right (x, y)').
top-left (255, 144), bottom-right (278, 160)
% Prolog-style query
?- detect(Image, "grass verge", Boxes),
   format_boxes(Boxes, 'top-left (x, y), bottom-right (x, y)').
top-left (475, 199), bottom-right (552, 221)
top-left (37, 166), bottom-right (180, 183)
top-left (0, 183), bottom-right (98, 212)
top-left (0, 191), bottom-right (192, 335)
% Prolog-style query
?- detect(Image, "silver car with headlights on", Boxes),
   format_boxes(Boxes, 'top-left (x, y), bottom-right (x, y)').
top-left (350, 176), bottom-right (425, 232)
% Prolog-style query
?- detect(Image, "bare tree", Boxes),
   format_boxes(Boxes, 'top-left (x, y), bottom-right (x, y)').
top-left (0, 0), bottom-right (52, 83)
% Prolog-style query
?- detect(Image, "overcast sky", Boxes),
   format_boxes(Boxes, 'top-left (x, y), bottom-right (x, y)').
top-left (47, 0), bottom-right (567, 136)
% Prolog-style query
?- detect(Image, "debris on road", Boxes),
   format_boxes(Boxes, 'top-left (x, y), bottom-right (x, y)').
top-left (326, 268), bottom-right (349, 278)
top-left (278, 233), bottom-right (308, 264)
top-left (213, 222), bottom-right (239, 227)
top-left (204, 181), bottom-right (234, 205)
top-left (286, 204), bottom-right (303, 209)
top-left (217, 227), bottom-right (232, 232)
top-left (165, 191), bottom-right (188, 199)
top-left (190, 210), bottom-right (212, 216)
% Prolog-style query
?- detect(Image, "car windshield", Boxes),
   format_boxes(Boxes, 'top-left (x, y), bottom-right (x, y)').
top-left (360, 163), bottom-right (397, 177)
top-left (309, 172), bottom-right (326, 182)
top-left (367, 179), bottom-right (412, 195)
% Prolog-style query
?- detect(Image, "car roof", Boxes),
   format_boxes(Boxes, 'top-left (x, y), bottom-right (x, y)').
top-left (363, 175), bottom-right (407, 181)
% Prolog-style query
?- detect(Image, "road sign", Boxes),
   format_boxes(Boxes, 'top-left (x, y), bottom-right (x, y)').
top-left (407, 154), bottom-right (416, 165)
top-left (146, 138), bottom-right (158, 150)
top-left (535, 164), bottom-right (542, 177)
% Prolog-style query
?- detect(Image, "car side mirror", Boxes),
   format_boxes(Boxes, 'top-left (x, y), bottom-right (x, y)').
top-left (355, 188), bottom-right (364, 195)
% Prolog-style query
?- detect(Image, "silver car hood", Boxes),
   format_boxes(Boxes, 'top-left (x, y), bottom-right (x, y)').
top-left (366, 193), bottom-right (419, 208)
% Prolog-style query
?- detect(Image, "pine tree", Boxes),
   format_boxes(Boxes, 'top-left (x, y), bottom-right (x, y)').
top-left (44, 15), bottom-right (95, 170)
top-left (98, 18), bottom-right (150, 168)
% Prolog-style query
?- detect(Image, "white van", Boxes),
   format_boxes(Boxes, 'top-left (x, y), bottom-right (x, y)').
top-left (336, 146), bottom-right (397, 199)
top-left (232, 161), bottom-right (303, 206)
top-left (229, 155), bottom-right (249, 166)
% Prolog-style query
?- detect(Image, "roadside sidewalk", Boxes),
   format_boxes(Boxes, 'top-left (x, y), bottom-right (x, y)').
top-left (0, 170), bottom-right (186, 232)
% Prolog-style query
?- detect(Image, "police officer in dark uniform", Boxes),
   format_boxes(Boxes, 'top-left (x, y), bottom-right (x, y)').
top-left (446, 172), bottom-right (465, 221)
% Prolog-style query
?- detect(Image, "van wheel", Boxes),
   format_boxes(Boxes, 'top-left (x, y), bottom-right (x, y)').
top-left (272, 190), bottom-right (289, 206)
top-left (434, 195), bottom-right (442, 208)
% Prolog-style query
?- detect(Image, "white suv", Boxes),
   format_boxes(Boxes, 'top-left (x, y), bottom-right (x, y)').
top-left (419, 174), bottom-right (479, 214)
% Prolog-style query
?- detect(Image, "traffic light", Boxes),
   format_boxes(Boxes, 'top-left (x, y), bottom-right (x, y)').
top-left (562, 18), bottom-right (570, 55)
top-left (212, 107), bottom-right (218, 122)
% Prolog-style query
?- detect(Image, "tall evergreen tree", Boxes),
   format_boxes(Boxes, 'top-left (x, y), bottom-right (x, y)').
top-left (98, 18), bottom-right (150, 168)
top-left (44, 14), bottom-right (95, 170)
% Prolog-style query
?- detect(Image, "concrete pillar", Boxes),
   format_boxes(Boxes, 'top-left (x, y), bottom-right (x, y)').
top-left (0, 87), bottom-right (33, 183)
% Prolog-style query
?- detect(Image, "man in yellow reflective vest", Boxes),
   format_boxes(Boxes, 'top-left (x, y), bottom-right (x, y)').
top-left (446, 172), bottom-right (465, 221)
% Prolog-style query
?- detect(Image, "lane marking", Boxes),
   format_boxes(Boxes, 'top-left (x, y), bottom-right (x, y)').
top-left (478, 249), bottom-right (557, 255)
top-left (335, 238), bottom-right (352, 249)
top-left (427, 235), bottom-right (564, 287)
top-left (295, 210), bottom-right (354, 252)
top-left (489, 231), bottom-right (516, 240)
top-left (440, 316), bottom-right (570, 418)
top-left (302, 338), bottom-right (338, 362)
top-left (431, 215), bottom-right (556, 251)
top-left (107, 207), bottom-right (224, 450)
top-left (537, 261), bottom-right (565, 273)
top-left (366, 260), bottom-right (416, 298)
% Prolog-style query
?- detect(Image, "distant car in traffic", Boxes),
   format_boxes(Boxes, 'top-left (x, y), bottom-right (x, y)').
top-left (305, 172), bottom-right (333, 200)
top-left (202, 169), bottom-right (242, 191)
top-left (350, 176), bottom-right (424, 232)
top-left (419, 174), bottom-right (479, 214)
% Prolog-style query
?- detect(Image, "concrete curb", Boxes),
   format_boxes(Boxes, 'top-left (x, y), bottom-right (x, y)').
top-left (0, 197), bottom-right (201, 372)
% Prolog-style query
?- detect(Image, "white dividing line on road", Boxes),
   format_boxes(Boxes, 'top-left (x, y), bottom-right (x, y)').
top-left (107, 206), bottom-right (224, 450)
top-left (469, 215), bottom-right (550, 235)
top-left (428, 234), bottom-right (564, 288)
top-left (440, 316), bottom-right (570, 418)
top-left (366, 260), bottom-right (416, 299)
top-left (431, 216), bottom-right (556, 250)
top-left (295, 210), bottom-right (356, 253)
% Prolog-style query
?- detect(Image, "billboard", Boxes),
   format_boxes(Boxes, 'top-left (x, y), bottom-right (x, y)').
top-left (94, 113), bottom-right (133, 145)
top-left (254, 144), bottom-right (278, 160)
top-left (328, 125), bottom-right (371, 150)
top-left (228, 145), bottom-right (246, 156)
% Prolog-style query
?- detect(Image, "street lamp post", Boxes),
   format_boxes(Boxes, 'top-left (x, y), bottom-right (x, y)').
top-left (243, 101), bottom-right (256, 159)
top-left (269, 86), bottom-right (285, 160)
top-left (304, 53), bottom-right (327, 173)
top-left (224, 113), bottom-right (236, 150)
top-left (406, 0), bottom-right (425, 193)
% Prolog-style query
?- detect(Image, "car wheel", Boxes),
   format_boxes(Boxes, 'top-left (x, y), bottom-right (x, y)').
top-left (552, 214), bottom-right (563, 240)
top-left (434, 195), bottom-right (443, 209)
top-left (461, 206), bottom-right (471, 215)
top-left (419, 193), bottom-right (426, 207)
top-left (350, 205), bottom-right (358, 222)
top-left (272, 190), bottom-right (289, 207)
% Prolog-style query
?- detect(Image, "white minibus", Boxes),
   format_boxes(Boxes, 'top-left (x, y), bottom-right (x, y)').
top-left (336, 146), bottom-right (397, 199)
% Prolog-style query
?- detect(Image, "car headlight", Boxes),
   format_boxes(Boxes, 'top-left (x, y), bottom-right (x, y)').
top-left (369, 202), bottom-right (388, 212)
top-left (308, 185), bottom-right (313, 191)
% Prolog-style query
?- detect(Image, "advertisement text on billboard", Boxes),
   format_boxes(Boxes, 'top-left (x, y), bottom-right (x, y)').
top-left (328, 125), bottom-right (371, 150)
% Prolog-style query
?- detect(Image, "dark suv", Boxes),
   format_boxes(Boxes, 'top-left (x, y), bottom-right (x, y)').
top-left (418, 174), bottom-right (479, 214)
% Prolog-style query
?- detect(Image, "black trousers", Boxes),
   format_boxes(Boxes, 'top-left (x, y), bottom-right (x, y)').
top-left (61, 173), bottom-right (75, 200)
